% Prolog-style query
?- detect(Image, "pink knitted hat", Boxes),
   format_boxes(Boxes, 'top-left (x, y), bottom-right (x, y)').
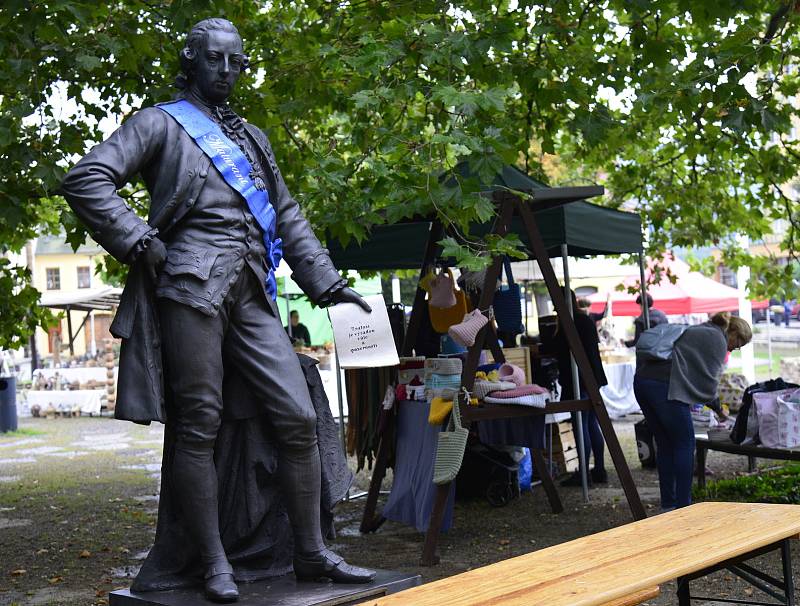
top-left (498, 363), bottom-right (525, 387)
top-left (447, 310), bottom-right (488, 347)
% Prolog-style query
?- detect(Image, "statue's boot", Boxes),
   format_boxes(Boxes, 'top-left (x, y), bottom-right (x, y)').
top-left (174, 443), bottom-right (239, 602)
top-left (279, 445), bottom-right (376, 584)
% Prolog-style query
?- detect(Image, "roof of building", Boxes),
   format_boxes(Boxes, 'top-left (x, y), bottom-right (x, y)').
top-left (36, 233), bottom-right (104, 256)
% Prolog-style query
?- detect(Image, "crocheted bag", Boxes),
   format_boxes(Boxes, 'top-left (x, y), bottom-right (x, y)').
top-left (448, 309), bottom-right (488, 347)
top-left (493, 257), bottom-right (523, 334)
top-left (429, 268), bottom-right (457, 308)
top-left (433, 394), bottom-right (469, 485)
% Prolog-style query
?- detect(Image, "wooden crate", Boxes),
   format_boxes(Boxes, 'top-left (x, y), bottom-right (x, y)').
top-left (549, 421), bottom-right (579, 475)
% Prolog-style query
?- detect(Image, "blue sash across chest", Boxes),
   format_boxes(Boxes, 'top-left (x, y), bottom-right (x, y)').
top-left (157, 99), bottom-right (282, 299)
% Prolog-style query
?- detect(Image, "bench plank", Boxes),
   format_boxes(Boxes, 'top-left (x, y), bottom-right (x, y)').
top-left (364, 502), bottom-right (800, 606)
top-left (602, 586), bottom-right (659, 606)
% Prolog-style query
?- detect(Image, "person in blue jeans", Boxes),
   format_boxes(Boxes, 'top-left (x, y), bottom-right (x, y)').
top-left (633, 312), bottom-right (752, 510)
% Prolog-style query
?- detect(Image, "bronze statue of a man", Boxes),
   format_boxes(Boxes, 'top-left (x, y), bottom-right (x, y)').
top-left (61, 18), bottom-right (374, 603)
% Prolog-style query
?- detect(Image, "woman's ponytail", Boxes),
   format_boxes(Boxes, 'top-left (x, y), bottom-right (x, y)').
top-left (711, 311), bottom-right (731, 331)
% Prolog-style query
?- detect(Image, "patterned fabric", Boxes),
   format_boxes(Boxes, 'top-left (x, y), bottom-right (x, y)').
top-left (486, 384), bottom-right (549, 399)
top-left (484, 393), bottom-right (549, 408)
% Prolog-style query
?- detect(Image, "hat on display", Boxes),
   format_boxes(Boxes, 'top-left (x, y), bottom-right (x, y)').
top-left (498, 363), bottom-right (525, 387)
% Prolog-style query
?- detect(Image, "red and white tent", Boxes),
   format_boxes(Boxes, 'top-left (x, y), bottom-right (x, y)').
top-left (588, 254), bottom-right (768, 317)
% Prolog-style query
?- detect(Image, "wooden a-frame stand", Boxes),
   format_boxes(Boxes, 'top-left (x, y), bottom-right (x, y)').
top-left (360, 190), bottom-right (646, 565)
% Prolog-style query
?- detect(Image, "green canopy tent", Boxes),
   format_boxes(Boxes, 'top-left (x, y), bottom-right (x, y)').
top-left (327, 198), bottom-right (642, 270)
top-left (326, 164), bottom-right (648, 564)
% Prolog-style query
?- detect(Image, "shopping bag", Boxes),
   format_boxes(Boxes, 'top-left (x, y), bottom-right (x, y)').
top-left (753, 389), bottom-right (797, 448)
top-left (777, 389), bottom-right (800, 448)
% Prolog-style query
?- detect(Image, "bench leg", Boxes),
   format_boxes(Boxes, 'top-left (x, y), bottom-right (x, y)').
top-left (696, 446), bottom-right (707, 489)
top-left (782, 538), bottom-right (795, 606)
top-left (421, 483), bottom-right (450, 566)
top-left (677, 576), bottom-right (691, 606)
top-left (532, 448), bottom-right (563, 514)
top-left (749, 455), bottom-right (757, 473)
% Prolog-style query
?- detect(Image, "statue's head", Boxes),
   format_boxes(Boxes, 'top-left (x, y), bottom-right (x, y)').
top-left (176, 18), bottom-right (250, 103)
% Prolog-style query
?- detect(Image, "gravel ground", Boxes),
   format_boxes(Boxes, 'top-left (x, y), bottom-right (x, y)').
top-left (0, 414), bottom-right (798, 605)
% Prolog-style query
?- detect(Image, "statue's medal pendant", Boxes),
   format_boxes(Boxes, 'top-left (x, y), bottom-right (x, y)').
top-left (251, 171), bottom-right (266, 191)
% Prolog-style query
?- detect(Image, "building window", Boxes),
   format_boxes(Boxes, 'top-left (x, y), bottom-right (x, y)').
top-left (77, 266), bottom-right (91, 289)
top-left (46, 268), bottom-right (61, 290)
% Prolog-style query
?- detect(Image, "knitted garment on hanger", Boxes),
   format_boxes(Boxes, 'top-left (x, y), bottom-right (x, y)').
top-left (447, 309), bottom-right (488, 346)
top-left (424, 357), bottom-right (463, 375)
top-left (483, 393), bottom-right (549, 408)
top-left (426, 373), bottom-right (462, 390)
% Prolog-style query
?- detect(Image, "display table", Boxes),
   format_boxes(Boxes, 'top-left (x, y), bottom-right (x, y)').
top-left (600, 360), bottom-right (639, 418)
top-left (382, 400), bottom-right (456, 533)
top-left (24, 389), bottom-right (104, 416)
top-left (32, 367), bottom-right (114, 385)
top-left (695, 435), bottom-right (800, 488)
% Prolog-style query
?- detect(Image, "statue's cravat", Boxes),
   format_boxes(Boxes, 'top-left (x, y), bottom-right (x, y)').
top-left (211, 104), bottom-right (268, 191)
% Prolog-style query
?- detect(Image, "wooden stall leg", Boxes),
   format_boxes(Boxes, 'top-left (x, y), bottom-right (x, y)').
top-left (518, 199), bottom-right (646, 521)
top-left (421, 484), bottom-right (451, 566)
top-left (532, 448), bottom-right (563, 514)
top-left (360, 428), bottom-right (391, 534)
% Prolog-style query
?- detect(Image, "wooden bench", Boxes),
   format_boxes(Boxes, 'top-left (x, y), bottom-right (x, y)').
top-left (361, 502), bottom-right (800, 606)
top-left (696, 436), bottom-right (800, 488)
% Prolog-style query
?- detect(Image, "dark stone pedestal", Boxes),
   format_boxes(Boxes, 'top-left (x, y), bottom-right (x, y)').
top-left (110, 570), bottom-right (421, 606)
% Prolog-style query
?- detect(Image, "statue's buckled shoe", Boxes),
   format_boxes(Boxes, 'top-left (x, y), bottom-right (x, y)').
top-left (204, 561), bottom-right (239, 603)
top-left (294, 549), bottom-right (376, 584)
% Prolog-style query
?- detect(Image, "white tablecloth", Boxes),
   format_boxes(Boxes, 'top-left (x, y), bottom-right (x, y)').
top-left (33, 367), bottom-right (114, 385)
top-left (601, 361), bottom-right (640, 418)
top-left (23, 390), bottom-right (104, 416)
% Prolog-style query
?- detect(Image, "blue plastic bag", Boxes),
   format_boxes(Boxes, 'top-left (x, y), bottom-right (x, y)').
top-left (518, 448), bottom-right (532, 493)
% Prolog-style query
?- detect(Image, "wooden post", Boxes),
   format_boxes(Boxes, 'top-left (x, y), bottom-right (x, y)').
top-left (517, 197), bottom-right (646, 520)
top-left (401, 221), bottom-right (444, 356)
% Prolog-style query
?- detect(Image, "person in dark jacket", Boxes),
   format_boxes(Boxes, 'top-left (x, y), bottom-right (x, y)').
top-left (625, 293), bottom-right (668, 347)
top-left (551, 291), bottom-right (609, 486)
top-left (285, 310), bottom-right (312, 346)
top-left (633, 312), bottom-right (751, 511)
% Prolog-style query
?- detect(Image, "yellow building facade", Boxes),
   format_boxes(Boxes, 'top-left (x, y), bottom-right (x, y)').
top-left (33, 235), bottom-right (115, 360)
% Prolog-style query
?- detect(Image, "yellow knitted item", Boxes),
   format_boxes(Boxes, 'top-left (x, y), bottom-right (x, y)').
top-left (486, 370), bottom-right (499, 381)
top-left (428, 396), bottom-right (478, 425)
top-left (428, 397), bottom-right (453, 425)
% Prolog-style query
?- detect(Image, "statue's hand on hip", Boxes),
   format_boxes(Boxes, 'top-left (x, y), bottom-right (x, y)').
top-left (142, 238), bottom-right (167, 282)
top-left (331, 287), bottom-right (372, 313)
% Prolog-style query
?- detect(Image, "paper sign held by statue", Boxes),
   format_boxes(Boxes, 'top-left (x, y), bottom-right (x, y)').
top-left (329, 294), bottom-right (400, 369)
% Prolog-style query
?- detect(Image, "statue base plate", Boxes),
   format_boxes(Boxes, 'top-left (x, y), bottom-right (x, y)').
top-left (109, 569), bottom-right (420, 606)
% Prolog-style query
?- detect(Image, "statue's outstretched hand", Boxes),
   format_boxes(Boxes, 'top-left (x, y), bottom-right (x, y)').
top-left (331, 287), bottom-right (372, 313)
top-left (142, 238), bottom-right (167, 282)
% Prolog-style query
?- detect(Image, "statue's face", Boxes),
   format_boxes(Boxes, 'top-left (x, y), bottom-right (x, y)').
top-left (193, 29), bottom-right (245, 103)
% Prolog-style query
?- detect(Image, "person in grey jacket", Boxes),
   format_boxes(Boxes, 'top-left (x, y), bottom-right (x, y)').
top-left (633, 312), bottom-right (752, 510)
top-left (61, 18), bottom-right (373, 602)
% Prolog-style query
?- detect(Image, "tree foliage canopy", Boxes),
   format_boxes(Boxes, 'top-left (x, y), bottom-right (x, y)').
top-left (1, 0), bottom-right (800, 348)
